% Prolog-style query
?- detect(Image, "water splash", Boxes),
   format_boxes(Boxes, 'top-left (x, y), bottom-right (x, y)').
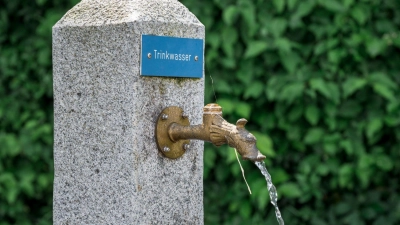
top-left (255, 161), bottom-right (285, 225)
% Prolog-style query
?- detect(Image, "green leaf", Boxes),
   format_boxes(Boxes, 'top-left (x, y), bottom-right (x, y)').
top-left (218, 99), bottom-right (235, 114)
top-left (269, 18), bottom-right (288, 37)
top-left (335, 202), bottom-right (353, 215)
top-left (251, 179), bottom-right (265, 197)
top-left (340, 139), bottom-right (354, 155)
top-left (342, 77), bottom-right (367, 98)
top-left (38, 174), bottom-right (50, 189)
top-left (310, 78), bottom-right (340, 104)
top-left (287, 126), bottom-right (302, 142)
top-left (214, 80), bottom-right (232, 94)
top-left (323, 142), bottom-right (337, 155)
top-left (343, 0), bottom-right (354, 8)
top-left (368, 72), bottom-right (397, 89)
top-left (327, 49), bottom-right (344, 64)
top-left (372, 83), bottom-right (395, 101)
top-left (358, 154), bottom-right (373, 169)
top-left (339, 164), bottom-right (354, 188)
top-left (235, 102), bottom-right (251, 118)
top-left (257, 188), bottom-right (270, 209)
top-left (305, 104), bottom-right (320, 125)
top-left (351, 6), bottom-right (368, 25)
top-left (280, 51), bottom-right (301, 73)
top-left (275, 38), bottom-right (292, 53)
top-left (272, 0), bottom-right (286, 13)
top-left (19, 171), bottom-right (35, 196)
top-left (338, 100), bottom-right (362, 118)
top-left (279, 82), bottom-right (304, 103)
top-left (317, 164), bottom-right (329, 175)
top-left (223, 5), bottom-right (239, 26)
top-left (327, 83), bottom-right (340, 104)
top-left (36, 0), bottom-right (47, 6)
top-left (240, 4), bottom-right (257, 37)
top-left (304, 128), bottom-right (325, 144)
top-left (220, 58), bottom-right (236, 69)
top-left (226, 147), bottom-right (238, 164)
top-left (0, 173), bottom-right (18, 204)
top-left (252, 131), bottom-right (276, 157)
top-left (366, 39), bottom-right (386, 57)
top-left (239, 201), bottom-right (252, 218)
top-left (244, 41), bottom-right (269, 58)
top-left (244, 81), bottom-right (264, 99)
top-left (319, 0), bottom-right (344, 12)
top-left (292, 0), bottom-right (316, 19)
top-left (366, 118), bottom-right (383, 140)
top-left (206, 33), bottom-right (220, 49)
top-left (356, 166), bottom-right (372, 188)
top-left (278, 182), bottom-right (302, 198)
top-left (204, 145), bottom-right (216, 178)
top-left (1, 133), bottom-right (20, 156)
top-left (221, 26), bottom-right (238, 57)
top-left (310, 78), bottom-right (330, 97)
top-left (287, 104), bottom-right (303, 122)
top-left (287, 0), bottom-right (298, 10)
top-left (25, 120), bottom-right (38, 129)
top-left (345, 33), bottom-right (363, 48)
top-left (270, 169), bottom-right (290, 184)
top-left (385, 115), bottom-right (400, 127)
top-left (375, 154), bottom-right (393, 171)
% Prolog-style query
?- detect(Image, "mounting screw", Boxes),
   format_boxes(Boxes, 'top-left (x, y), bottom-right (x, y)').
top-left (163, 147), bottom-right (170, 152)
top-left (194, 56), bottom-right (198, 61)
top-left (161, 114), bottom-right (168, 120)
top-left (183, 144), bottom-right (190, 150)
top-left (147, 53), bottom-right (152, 59)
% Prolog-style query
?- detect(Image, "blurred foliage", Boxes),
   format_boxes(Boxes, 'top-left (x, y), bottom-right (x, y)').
top-left (0, 0), bottom-right (78, 224)
top-left (181, 0), bottom-right (400, 224)
top-left (1, 0), bottom-right (400, 224)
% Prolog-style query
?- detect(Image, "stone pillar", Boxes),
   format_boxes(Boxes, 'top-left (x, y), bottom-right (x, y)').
top-left (52, 0), bottom-right (204, 224)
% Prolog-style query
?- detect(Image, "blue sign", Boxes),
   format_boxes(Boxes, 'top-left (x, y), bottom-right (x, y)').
top-left (141, 35), bottom-right (203, 78)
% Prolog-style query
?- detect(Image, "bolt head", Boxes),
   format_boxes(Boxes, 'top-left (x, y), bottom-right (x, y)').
top-left (183, 144), bottom-right (190, 150)
top-left (163, 147), bottom-right (170, 152)
top-left (194, 56), bottom-right (198, 61)
top-left (147, 53), bottom-right (152, 59)
top-left (161, 114), bottom-right (168, 120)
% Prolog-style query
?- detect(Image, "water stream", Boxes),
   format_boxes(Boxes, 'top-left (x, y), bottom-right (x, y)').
top-left (255, 161), bottom-right (285, 225)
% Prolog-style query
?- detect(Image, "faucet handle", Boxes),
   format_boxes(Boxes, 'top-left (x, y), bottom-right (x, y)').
top-left (236, 118), bottom-right (247, 128)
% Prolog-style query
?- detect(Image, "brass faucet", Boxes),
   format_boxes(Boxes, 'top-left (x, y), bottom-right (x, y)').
top-left (155, 103), bottom-right (266, 162)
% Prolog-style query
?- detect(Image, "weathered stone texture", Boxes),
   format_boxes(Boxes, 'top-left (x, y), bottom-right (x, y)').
top-left (53, 1), bottom-right (204, 224)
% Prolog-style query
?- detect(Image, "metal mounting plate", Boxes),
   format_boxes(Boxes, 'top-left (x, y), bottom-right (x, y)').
top-left (155, 106), bottom-right (190, 159)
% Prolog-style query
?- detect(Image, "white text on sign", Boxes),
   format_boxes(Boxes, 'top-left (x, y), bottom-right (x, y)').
top-left (153, 50), bottom-right (192, 61)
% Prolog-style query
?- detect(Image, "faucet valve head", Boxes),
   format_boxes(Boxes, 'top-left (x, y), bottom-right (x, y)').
top-left (203, 103), bottom-right (222, 115)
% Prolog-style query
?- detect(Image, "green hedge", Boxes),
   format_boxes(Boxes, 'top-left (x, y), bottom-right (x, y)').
top-left (185, 0), bottom-right (400, 224)
top-left (1, 0), bottom-right (400, 224)
top-left (0, 1), bottom-right (78, 224)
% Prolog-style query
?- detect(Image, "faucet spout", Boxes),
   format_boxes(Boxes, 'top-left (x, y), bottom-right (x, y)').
top-left (155, 103), bottom-right (266, 162)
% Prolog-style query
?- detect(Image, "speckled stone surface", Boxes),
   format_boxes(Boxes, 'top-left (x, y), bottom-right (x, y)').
top-left (53, 0), bottom-right (204, 224)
